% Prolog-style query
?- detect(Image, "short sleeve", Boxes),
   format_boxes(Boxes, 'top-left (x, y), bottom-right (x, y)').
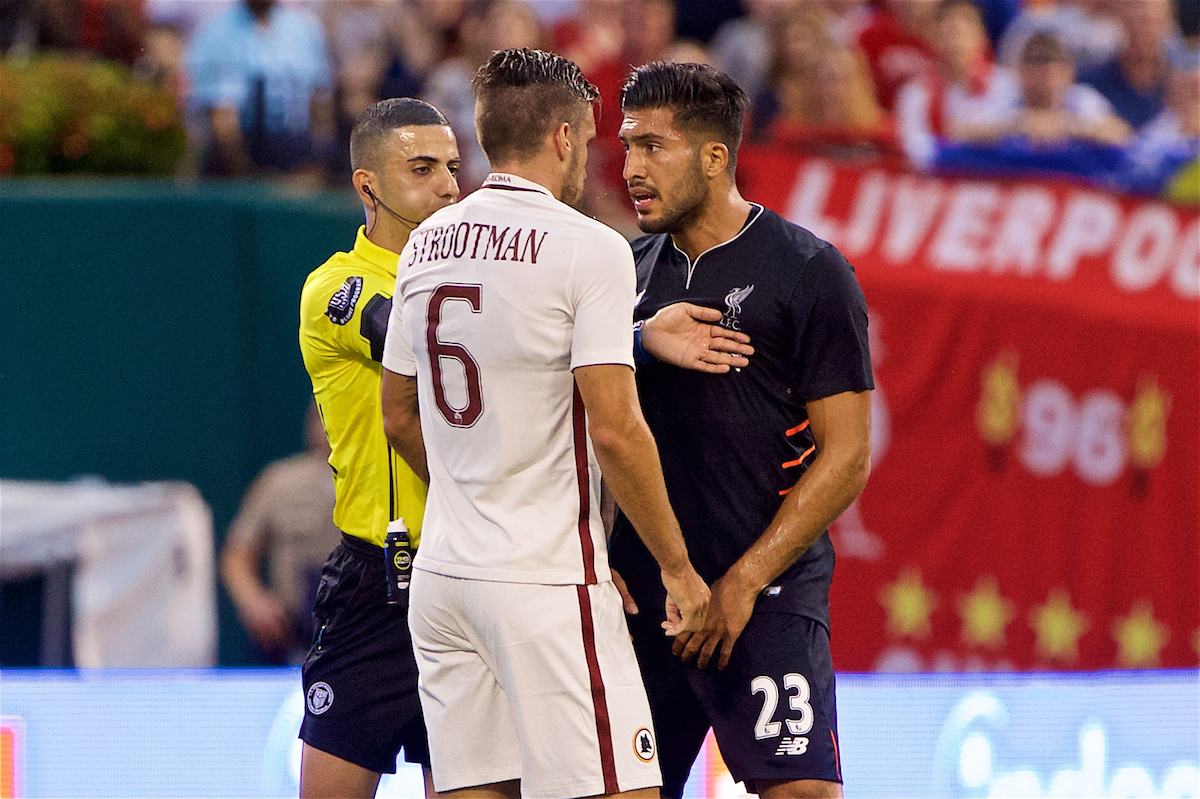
top-left (569, 228), bottom-right (637, 371)
top-left (790, 245), bottom-right (874, 403)
top-left (382, 245), bottom-right (418, 376)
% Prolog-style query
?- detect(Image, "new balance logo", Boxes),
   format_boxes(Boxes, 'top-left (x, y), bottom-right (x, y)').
top-left (775, 736), bottom-right (809, 756)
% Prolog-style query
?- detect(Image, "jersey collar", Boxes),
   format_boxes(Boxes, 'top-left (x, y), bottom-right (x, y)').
top-left (353, 226), bottom-right (400, 270)
top-left (481, 172), bottom-right (553, 196)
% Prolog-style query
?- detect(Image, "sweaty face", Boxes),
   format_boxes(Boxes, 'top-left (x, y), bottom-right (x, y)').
top-left (620, 108), bottom-right (710, 235)
top-left (374, 125), bottom-right (461, 224)
top-left (560, 109), bottom-right (596, 209)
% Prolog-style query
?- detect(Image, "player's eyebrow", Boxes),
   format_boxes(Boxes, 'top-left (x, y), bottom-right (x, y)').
top-left (619, 131), bottom-right (665, 145)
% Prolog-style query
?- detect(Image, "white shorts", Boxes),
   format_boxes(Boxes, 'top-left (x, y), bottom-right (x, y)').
top-left (408, 569), bottom-right (662, 798)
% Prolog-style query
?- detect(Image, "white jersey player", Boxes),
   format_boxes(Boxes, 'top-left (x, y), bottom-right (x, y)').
top-left (379, 48), bottom-right (710, 799)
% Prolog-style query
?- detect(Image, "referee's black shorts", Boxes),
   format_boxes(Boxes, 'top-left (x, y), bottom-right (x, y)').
top-left (299, 532), bottom-right (431, 774)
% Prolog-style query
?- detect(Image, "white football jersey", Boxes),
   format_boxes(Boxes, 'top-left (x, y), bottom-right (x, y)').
top-left (382, 173), bottom-right (635, 585)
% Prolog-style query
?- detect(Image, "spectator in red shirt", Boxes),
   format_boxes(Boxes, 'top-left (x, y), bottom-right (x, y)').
top-left (755, 3), bottom-right (893, 157)
top-left (857, 0), bottom-right (939, 110)
top-left (897, 0), bottom-right (1012, 166)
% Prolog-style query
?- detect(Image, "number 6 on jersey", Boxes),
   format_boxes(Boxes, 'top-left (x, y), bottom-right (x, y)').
top-left (426, 283), bottom-right (484, 428)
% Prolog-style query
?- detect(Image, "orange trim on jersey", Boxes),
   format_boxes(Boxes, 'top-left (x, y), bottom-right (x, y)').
top-left (781, 446), bottom-right (816, 470)
top-left (831, 730), bottom-right (842, 782)
top-left (785, 419), bottom-right (810, 436)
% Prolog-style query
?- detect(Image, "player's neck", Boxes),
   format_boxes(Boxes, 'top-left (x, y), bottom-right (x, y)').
top-left (490, 161), bottom-right (560, 199)
top-left (670, 187), bottom-right (754, 263)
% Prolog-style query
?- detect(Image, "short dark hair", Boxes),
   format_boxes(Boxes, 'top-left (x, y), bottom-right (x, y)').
top-left (620, 62), bottom-right (749, 170)
top-left (1021, 32), bottom-right (1073, 65)
top-left (350, 98), bottom-right (449, 172)
top-left (471, 48), bottom-right (600, 164)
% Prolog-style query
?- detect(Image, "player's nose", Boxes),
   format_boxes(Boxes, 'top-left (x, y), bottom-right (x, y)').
top-left (622, 150), bottom-right (645, 184)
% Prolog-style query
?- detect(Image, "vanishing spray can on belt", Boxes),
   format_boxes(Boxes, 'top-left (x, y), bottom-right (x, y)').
top-left (384, 518), bottom-right (413, 605)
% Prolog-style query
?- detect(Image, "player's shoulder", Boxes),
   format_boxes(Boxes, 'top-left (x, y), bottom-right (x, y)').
top-left (573, 213), bottom-right (632, 252)
top-left (754, 207), bottom-right (853, 274)
top-left (302, 250), bottom-right (391, 316)
top-left (754, 207), bottom-right (828, 254)
top-left (538, 204), bottom-right (632, 263)
top-left (629, 233), bottom-right (672, 264)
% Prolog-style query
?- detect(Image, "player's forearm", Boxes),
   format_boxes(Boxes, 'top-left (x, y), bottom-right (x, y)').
top-left (381, 370), bottom-right (430, 484)
top-left (589, 422), bottom-right (692, 577)
top-left (727, 445), bottom-right (870, 596)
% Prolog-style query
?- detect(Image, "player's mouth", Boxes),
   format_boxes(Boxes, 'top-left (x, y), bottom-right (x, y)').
top-left (628, 186), bottom-right (658, 213)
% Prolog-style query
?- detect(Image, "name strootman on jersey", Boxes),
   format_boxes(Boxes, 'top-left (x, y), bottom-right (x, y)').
top-left (407, 221), bottom-right (550, 267)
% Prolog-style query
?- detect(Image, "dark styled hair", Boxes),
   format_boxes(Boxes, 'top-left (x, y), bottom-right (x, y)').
top-left (350, 98), bottom-right (449, 171)
top-left (620, 62), bottom-right (749, 170)
top-left (471, 48), bottom-right (600, 164)
top-left (1021, 32), bottom-right (1073, 65)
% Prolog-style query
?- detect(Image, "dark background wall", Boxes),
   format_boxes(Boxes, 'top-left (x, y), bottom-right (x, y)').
top-left (0, 180), bottom-right (364, 664)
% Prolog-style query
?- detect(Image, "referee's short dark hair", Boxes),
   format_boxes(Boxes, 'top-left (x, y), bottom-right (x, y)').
top-left (350, 98), bottom-right (449, 172)
top-left (471, 48), bottom-right (600, 165)
top-left (621, 62), bottom-right (750, 170)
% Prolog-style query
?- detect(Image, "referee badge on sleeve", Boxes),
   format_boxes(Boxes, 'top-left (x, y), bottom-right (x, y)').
top-left (326, 277), bottom-right (364, 325)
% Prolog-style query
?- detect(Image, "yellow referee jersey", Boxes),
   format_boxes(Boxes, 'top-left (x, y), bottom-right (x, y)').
top-left (299, 226), bottom-right (426, 548)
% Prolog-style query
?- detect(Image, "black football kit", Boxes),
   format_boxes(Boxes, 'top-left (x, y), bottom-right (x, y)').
top-left (610, 205), bottom-right (873, 794)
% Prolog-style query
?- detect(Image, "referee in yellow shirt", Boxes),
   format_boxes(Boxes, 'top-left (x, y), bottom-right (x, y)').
top-left (297, 98), bottom-right (459, 799)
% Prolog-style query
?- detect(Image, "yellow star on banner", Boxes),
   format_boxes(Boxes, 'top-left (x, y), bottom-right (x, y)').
top-left (1112, 600), bottom-right (1170, 668)
top-left (1030, 589), bottom-right (1089, 664)
top-left (881, 567), bottom-right (937, 640)
top-left (958, 575), bottom-right (1014, 650)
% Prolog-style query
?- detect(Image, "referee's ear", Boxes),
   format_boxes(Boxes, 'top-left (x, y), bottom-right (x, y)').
top-left (701, 141), bottom-right (730, 179)
top-left (352, 169), bottom-right (375, 207)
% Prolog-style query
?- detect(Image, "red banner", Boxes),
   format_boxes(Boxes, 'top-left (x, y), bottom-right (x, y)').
top-left (737, 149), bottom-right (1200, 671)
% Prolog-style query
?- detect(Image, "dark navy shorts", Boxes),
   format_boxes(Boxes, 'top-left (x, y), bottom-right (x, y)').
top-left (299, 533), bottom-right (431, 774)
top-left (628, 609), bottom-right (842, 796)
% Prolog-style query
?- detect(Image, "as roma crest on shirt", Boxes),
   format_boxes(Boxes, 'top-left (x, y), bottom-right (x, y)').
top-left (326, 276), bottom-right (364, 325)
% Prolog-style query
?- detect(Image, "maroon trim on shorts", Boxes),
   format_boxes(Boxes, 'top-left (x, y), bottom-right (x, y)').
top-left (577, 584), bottom-right (619, 794)
top-left (572, 383), bottom-right (597, 584)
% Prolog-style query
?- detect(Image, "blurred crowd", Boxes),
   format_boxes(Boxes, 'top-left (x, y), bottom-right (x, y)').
top-left (3, 0), bottom-right (1197, 204)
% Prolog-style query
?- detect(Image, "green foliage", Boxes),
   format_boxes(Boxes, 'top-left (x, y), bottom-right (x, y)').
top-left (0, 56), bottom-right (186, 176)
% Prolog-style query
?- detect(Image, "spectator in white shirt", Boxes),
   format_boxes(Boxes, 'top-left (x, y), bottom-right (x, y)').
top-left (952, 31), bottom-right (1131, 147)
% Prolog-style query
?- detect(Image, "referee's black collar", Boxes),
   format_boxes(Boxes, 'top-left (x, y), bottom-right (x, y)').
top-left (481, 173), bottom-right (553, 196)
